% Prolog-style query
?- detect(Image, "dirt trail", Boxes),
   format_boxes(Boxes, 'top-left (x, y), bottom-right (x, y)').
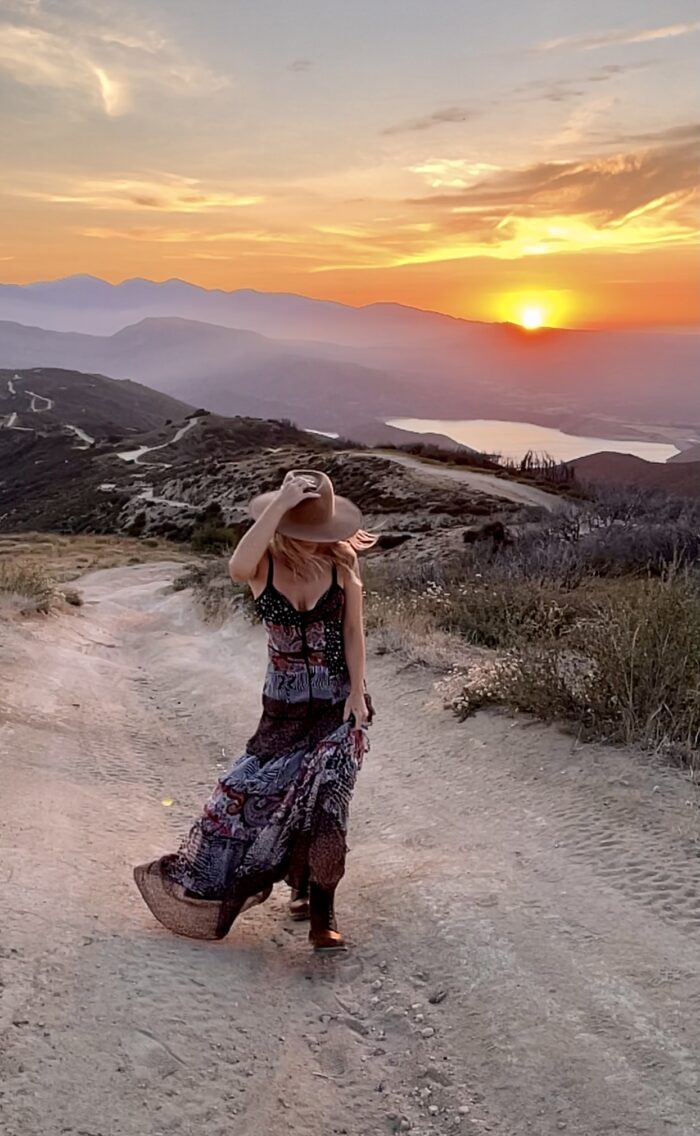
top-left (360, 451), bottom-right (568, 511)
top-left (2, 563), bottom-right (700, 1136)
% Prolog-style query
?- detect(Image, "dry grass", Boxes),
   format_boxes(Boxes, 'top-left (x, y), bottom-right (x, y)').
top-left (0, 559), bottom-right (56, 615)
top-left (173, 560), bottom-right (258, 625)
top-left (0, 532), bottom-right (193, 584)
top-left (364, 506), bottom-right (700, 768)
top-left (0, 532), bottom-right (194, 617)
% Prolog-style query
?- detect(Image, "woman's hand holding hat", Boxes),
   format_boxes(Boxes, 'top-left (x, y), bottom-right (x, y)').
top-left (275, 473), bottom-right (321, 513)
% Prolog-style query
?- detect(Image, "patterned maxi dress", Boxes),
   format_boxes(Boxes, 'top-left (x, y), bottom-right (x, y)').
top-left (133, 554), bottom-right (370, 941)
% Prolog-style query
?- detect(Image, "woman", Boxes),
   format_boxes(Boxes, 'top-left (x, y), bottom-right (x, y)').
top-left (134, 470), bottom-right (373, 953)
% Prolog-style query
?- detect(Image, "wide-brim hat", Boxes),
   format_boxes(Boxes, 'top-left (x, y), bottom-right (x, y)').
top-left (248, 469), bottom-right (363, 543)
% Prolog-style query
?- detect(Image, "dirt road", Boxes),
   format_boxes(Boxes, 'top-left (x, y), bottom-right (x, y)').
top-left (357, 451), bottom-right (568, 511)
top-left (2, 563), bottom-right (700, 1136)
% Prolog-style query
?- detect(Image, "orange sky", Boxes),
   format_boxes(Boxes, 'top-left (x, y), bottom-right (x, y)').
top-left (0, 1), bottom-right (698, 328)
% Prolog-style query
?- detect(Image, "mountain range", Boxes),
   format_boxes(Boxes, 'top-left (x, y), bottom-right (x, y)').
top-left (0, 276), bottom-right (698, 447)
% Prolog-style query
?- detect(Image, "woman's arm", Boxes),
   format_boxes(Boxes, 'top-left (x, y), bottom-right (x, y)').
top-left (342, 557), bottom-right (370, 727)
top-left (229, 474), bottom-right (319, 584)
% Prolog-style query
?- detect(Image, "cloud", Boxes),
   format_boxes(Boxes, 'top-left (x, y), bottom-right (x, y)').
top-left (0, 24), bottom-right (127, 114)
top-left (382, 106), bottom-right (478, 136)
top-left (608, 123), bottom-right (700, 145)
top-left (305, 132), bottom-right (698, 273)
top-left (82, 226), bottom-right (200, 242)
top-left (518, 60), bottom-right (655, 105)
top-left (0, 7), bottom-right (227, 116)
top-left (288, 58), bottom-right (313, 72)
top-left (537, 20), bottom-right (700, 52)
top-left (409, 159), bottom-right (501, 189)
top-left (17, 174), bottom-right (263, 213)
top-left (408, 136), bottom-right (699, 223)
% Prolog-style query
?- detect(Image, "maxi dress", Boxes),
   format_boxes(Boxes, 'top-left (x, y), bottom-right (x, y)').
top-left (133, 554), bottom-right (370, 940)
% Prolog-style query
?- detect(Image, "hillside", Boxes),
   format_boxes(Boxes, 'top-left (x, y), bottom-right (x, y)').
top-left (0, 367), bottom-right (192, 440)
top-left (0, 318), bottom-right (415, 434)
top-left (668, 442), bottom-right (700, 464)
top-left (571, 451), bottom-right (700, 499)
top-left (1, 277), bottom-right (698, 444)
top-left (0, 368), bottom-right (519, 552)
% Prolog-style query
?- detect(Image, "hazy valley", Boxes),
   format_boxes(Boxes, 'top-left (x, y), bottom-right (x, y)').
top-left (1, 276), bottom-right (698, 451)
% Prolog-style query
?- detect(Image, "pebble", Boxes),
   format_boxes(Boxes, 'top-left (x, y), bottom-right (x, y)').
top-left (421, 1027), bottom-right (435, 1039)
top-left (428, 1105), bottom-right (439, 1116)
top-left (371, 979), bottom-right (383, 991)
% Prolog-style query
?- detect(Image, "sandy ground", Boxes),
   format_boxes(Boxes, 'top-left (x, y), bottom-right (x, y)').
top-left (359, 451), bottom-right (568, 511)
top-left (2, 562), bottom-right (700, 1136)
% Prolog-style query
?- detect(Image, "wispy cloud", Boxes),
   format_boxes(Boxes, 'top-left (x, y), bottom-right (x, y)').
top-left (537, 20), bottom-right (700, 52)
top-left (409, 160), bottom-right (501, 189)
top-left (608, 123), bottom-right (700, 145)
top-left (382, 106), bottom-right (478, 136)
top-left (83, 225), bottom-right (301, 245)
top-left (518, 60), bottom-right (655, 104)
top-left (288, 58), bottom-right (313, 72)
top-left (311, 130), bottom-right (699, 274)
top-left (17, 174), bottom-right (263, 212)
top-left (0, 7), bottom-right (227, 116)
top-left (408, 137), bottom-right (699, 223)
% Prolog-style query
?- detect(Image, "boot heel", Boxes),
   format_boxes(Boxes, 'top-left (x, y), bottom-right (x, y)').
top-left (309, 883), bottom-right (347, 953)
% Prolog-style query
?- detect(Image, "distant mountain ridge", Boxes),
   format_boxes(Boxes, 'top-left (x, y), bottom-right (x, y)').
top-left (0, 276), bottom-right (698, 445)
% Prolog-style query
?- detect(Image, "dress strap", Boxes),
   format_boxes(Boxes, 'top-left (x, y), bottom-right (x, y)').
top-left (266, 550), bottom-right (275, 589)
top-left (331, 562), bottom-right (338, 588)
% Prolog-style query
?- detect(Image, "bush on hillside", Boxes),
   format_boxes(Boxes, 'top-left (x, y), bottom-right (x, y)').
top-left (448, 571), bottom-right (700, 763)
top-left (366, 485), bottom-right (700, 765)
top-left (0, 560), bottom-right (56, 614)
top-left (191, 521), bottom-right (241, 554)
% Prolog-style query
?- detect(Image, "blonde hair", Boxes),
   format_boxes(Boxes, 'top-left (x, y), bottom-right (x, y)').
top-left (272, 530), bottom-right (376, 583)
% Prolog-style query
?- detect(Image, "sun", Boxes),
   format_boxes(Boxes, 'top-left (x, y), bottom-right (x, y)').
top-left (519, 304), bottom-right (545, 330)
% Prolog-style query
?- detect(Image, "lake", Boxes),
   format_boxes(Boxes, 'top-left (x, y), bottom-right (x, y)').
top-left (386, 418), bottom-right (680, 464)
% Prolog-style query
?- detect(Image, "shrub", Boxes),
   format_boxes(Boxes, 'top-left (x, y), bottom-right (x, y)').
top-left (470, 572), bottom-right (700, 763)
top-left (127, 511), bottom-right (146, 537)
top-left (366, 486), bottom-right (700, 766)
top-left (191, 520), bottom-right (243, 554)
top-left (0, 560), bottom-right (55, 614)
top-left (173, 559), bottom-right (259, 623)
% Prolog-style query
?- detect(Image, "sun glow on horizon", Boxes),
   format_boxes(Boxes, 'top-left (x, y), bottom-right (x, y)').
top-left (488, 289), bottom-right (575, 329)
top-left (519, 304), bottom-right (545, 330)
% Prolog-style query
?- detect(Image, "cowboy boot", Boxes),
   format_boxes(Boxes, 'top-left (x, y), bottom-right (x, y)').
top-left (309, 883), bottom-right (347, 953)
top-left (289, 874), bottom-right (310, 921)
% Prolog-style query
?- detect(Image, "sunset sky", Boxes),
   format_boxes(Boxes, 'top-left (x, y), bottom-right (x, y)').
top-left (0, 0), bottom-right (698, 328)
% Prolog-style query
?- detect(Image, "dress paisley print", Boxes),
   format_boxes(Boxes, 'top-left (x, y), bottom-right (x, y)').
top-left (132, 553), bottom-right (371, 941)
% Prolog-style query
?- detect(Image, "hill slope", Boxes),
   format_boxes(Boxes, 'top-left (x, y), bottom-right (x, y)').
top-left (0, 319), bottom-right (412, 431)
top-left (571, 451), bottom-right (700, 499)
top-left (668, 443), bottom-right (700, 464)
top-left (0, 366), bottom-right (517, 548)
top-left (0, 367), bottom-right (192, 441)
